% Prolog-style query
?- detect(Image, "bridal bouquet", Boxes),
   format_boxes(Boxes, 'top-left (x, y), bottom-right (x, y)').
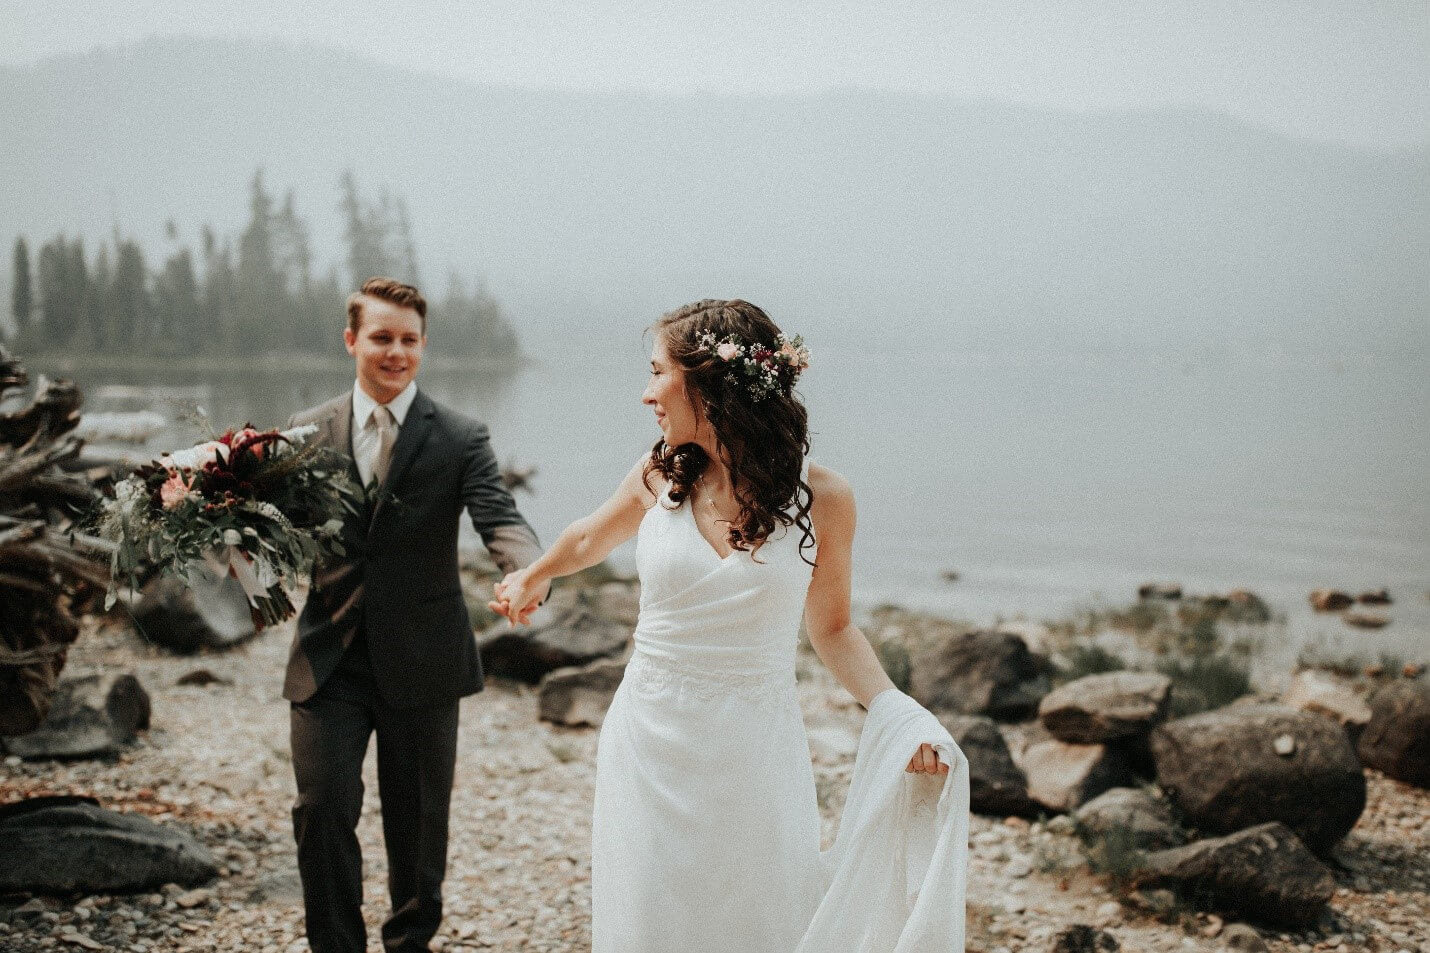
top-left (95, 423), bottom-right (360, 628)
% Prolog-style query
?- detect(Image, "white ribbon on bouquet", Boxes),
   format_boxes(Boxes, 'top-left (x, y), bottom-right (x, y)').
top-left (198, 544), bottom-right (281, 606)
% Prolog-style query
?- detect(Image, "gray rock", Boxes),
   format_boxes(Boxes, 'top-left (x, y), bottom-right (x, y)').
top-left (132, 571), bottom-right (257, 653)
top-left (1308, 588), bottom-right (1355, 612)
top-left (1039, 671), bottom-right (1172, 744)
top-left (247, 869), bottom-right (303, 904)
top-left (1074, 787), bottom-right (1183, 851)
top-left (941, 715), bottom-right (1041, 817)
top-left (1137, 822), bottom-right (1335, 927)
top-left (1220, 923), bottom-right (1269, 952)
top-left (1151, 703), bottom-right (1365, 852)
top-left (537, 657), bottom-right (628, 727)
top-left (909, 630), bottom-right (1052, 722)
top-left (1281, 670), bottom-right (1371, 742)
top-left (2, 673), bottom-right (150, 760)
top-left (588, 581), bottom-right (641, 627)
top-left (480, 608), bottom-right (632, 684)
top-left (1021, 738), bottom-right (1135, 812)
top-left (0, 797), bottom-right (218, 894)
top-left (1357, 679), bottom-right (1430, 788)
top-left (1048, 924), bottom-right (1120, 952)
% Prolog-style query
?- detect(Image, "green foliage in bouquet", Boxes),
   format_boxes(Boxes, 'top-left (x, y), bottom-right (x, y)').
top-left (94, 423), bottom-right (361, 628)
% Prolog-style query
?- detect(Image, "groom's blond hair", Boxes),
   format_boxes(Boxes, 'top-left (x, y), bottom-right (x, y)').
top-left (347, 277), bottom-right (428, 333)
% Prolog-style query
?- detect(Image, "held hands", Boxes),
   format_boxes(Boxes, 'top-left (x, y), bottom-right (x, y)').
top-left (906, 742), bottom-right (950, 776)
top-left (488, 570), bottom-right (548, 627)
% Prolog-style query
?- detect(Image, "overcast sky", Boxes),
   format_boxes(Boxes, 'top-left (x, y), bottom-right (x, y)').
top-left (1, 1), bottom-right (1427, 149)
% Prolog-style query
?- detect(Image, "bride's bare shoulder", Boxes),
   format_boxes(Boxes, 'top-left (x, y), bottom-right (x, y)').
top-left (805, 462), bottom-right (854, 514)
top-left (622, 449), bottom-right (662, 508)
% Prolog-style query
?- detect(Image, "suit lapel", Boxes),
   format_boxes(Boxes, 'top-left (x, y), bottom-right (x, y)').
top-left (370, 389), bottom-right (436, 526)
top-left (325, 393), bottom-right (363, 490)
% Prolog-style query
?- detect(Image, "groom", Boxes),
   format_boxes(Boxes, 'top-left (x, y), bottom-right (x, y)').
top-left (284, 277), bottom-right (547, 953)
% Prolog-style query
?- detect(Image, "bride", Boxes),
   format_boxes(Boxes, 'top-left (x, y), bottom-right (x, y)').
top-left (490, 299), bottom-right (969, 951)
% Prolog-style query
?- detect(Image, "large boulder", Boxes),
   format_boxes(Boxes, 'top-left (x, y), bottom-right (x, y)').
top-left (1137, 822), bottom-right (1335, 927)
top-left (1150, 704), bottom-right (1365, 852)
top-left (1356, 680), bottom-right (1430, 787)
top-left (0, 796), bottom-right (218, 894)
top-left (1281, 670), bottom-right (1371, 742)
top-left (1039, 671), bottom-right (1172, 744)
top-left (479, 607), bottom-right (632, 684)
top-left (909, 630), bottom-right (1052, 721)
top-left (2, 673), bottom-right (150, 760)
top-left (538, 657), bottom-right (628, 727)
top-left (1019, 738), bottom-right (1135, 813)
top-left (132, 571), bottom-right (257, 653)
top-left (1074, 787), bottom-right (1183, 851)
top-left (940, 715), bottom-right (1040, 817)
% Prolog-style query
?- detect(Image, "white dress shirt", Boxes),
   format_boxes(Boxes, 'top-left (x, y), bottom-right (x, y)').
top-left (352, 381), bottom-right (417, 487)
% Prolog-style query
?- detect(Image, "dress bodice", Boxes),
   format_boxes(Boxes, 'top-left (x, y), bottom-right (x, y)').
top-left (632, 473), bottom-right (816, 674)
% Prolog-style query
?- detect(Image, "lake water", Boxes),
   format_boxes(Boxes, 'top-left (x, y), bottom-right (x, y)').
top-left (41, 344), bottom-right (1430, 670)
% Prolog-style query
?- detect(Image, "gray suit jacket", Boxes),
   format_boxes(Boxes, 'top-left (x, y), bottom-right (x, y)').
top-left (283, 389), bottom-right (541, 708)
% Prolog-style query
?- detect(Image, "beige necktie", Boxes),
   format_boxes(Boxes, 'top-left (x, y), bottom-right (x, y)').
top-left (371, 405), bottom-right (397, 488)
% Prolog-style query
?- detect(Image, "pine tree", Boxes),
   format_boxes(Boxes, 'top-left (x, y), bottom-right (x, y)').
top-left (36, 236), bottom-right (87, 349)
top-left (201, 231), bottom-right (239, 354)
top-left (10, 237), bottom-right (32, 344)
top-left (153, 248), bottom-right (201, 356)
top-left (237, 169), bottom-right (278, 348)
top-left (88, 245), bottom-right (112, 349)
top-left (109, 239), bottom-right (148, 351)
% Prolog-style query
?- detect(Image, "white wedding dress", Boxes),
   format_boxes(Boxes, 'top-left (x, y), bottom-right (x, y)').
top-left (591, 475), bottom-right (970, 952)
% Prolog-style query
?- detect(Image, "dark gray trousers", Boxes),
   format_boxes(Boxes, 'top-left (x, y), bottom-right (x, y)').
top-left (290, 642), bottom-right (460, 953)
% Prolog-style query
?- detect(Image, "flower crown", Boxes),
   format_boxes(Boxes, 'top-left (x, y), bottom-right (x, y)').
top-left (697, 330), bottom-right (811, 401)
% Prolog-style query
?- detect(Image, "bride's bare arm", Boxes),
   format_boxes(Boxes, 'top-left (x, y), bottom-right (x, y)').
top-left (489, 455), bottom-right (655, 624)
top-left (804, 464), bottom-right (947, 775)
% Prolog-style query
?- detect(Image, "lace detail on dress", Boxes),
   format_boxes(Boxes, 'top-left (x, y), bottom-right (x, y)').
top-left (625, 651), bottom-right (798, 714)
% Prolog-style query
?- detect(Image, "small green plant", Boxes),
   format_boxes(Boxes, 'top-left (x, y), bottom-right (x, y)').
top-left (1109, 599), bottom-right (1168, 634)
top-left (1176, 614), bottom-right (1222, 657)
top-left (1071, 816), bottom-right (1151, 894)
top-left (1055, 642), bottom-right (1127, 685)
top-left (874, 637), bottom-right (912, 693)
top-left (1157, 653), bottom-right (1251, 717)
top-left (1030, 827), bottom-right (1081, 875)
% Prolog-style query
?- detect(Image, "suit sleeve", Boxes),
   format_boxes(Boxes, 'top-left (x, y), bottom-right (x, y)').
top-left (461, 422), bottom-right (543, 576)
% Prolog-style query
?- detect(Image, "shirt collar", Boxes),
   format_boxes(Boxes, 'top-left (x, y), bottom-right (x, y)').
top-left (352, 380), bottom-right (418, 428)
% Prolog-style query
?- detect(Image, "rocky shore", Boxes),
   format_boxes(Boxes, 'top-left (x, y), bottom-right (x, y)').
top-left (1, 573), bottom-right (1427, 953)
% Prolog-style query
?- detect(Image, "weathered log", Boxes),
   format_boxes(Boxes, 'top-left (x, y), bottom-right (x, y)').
top-left (0, 347), bottom-right (106, 737)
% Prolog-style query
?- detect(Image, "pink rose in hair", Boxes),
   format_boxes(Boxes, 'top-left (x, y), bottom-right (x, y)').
top-left (716, 341), bottom-right (742, 361)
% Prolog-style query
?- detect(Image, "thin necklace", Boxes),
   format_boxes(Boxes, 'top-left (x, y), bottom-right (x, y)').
top-left (696, 473), bottom-right (735, 522)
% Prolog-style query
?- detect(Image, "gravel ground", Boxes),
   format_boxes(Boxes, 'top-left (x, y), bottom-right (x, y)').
top-left (1, 616), bottom-right (1426, 953)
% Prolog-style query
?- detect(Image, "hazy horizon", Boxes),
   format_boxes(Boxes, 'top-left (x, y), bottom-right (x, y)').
top-left (1, 3), bottom-right (1426, 150)
top-left (2, 35), bottom-right (1426, 358)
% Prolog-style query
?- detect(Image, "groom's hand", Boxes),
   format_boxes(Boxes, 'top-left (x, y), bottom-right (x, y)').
top-left (488, 571), bottom-right (547, 627)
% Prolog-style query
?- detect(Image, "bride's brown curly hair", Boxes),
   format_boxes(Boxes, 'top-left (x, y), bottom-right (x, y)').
top-left (643, 299), bottom-right (816, 564)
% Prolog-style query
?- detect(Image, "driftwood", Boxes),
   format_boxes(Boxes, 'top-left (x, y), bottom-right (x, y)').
top-left (0, 347), bottom-right (108, 736)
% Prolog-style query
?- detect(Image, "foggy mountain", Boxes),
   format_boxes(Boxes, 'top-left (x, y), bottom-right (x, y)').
top-left (2, 36), bottom-right (1425, 355)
